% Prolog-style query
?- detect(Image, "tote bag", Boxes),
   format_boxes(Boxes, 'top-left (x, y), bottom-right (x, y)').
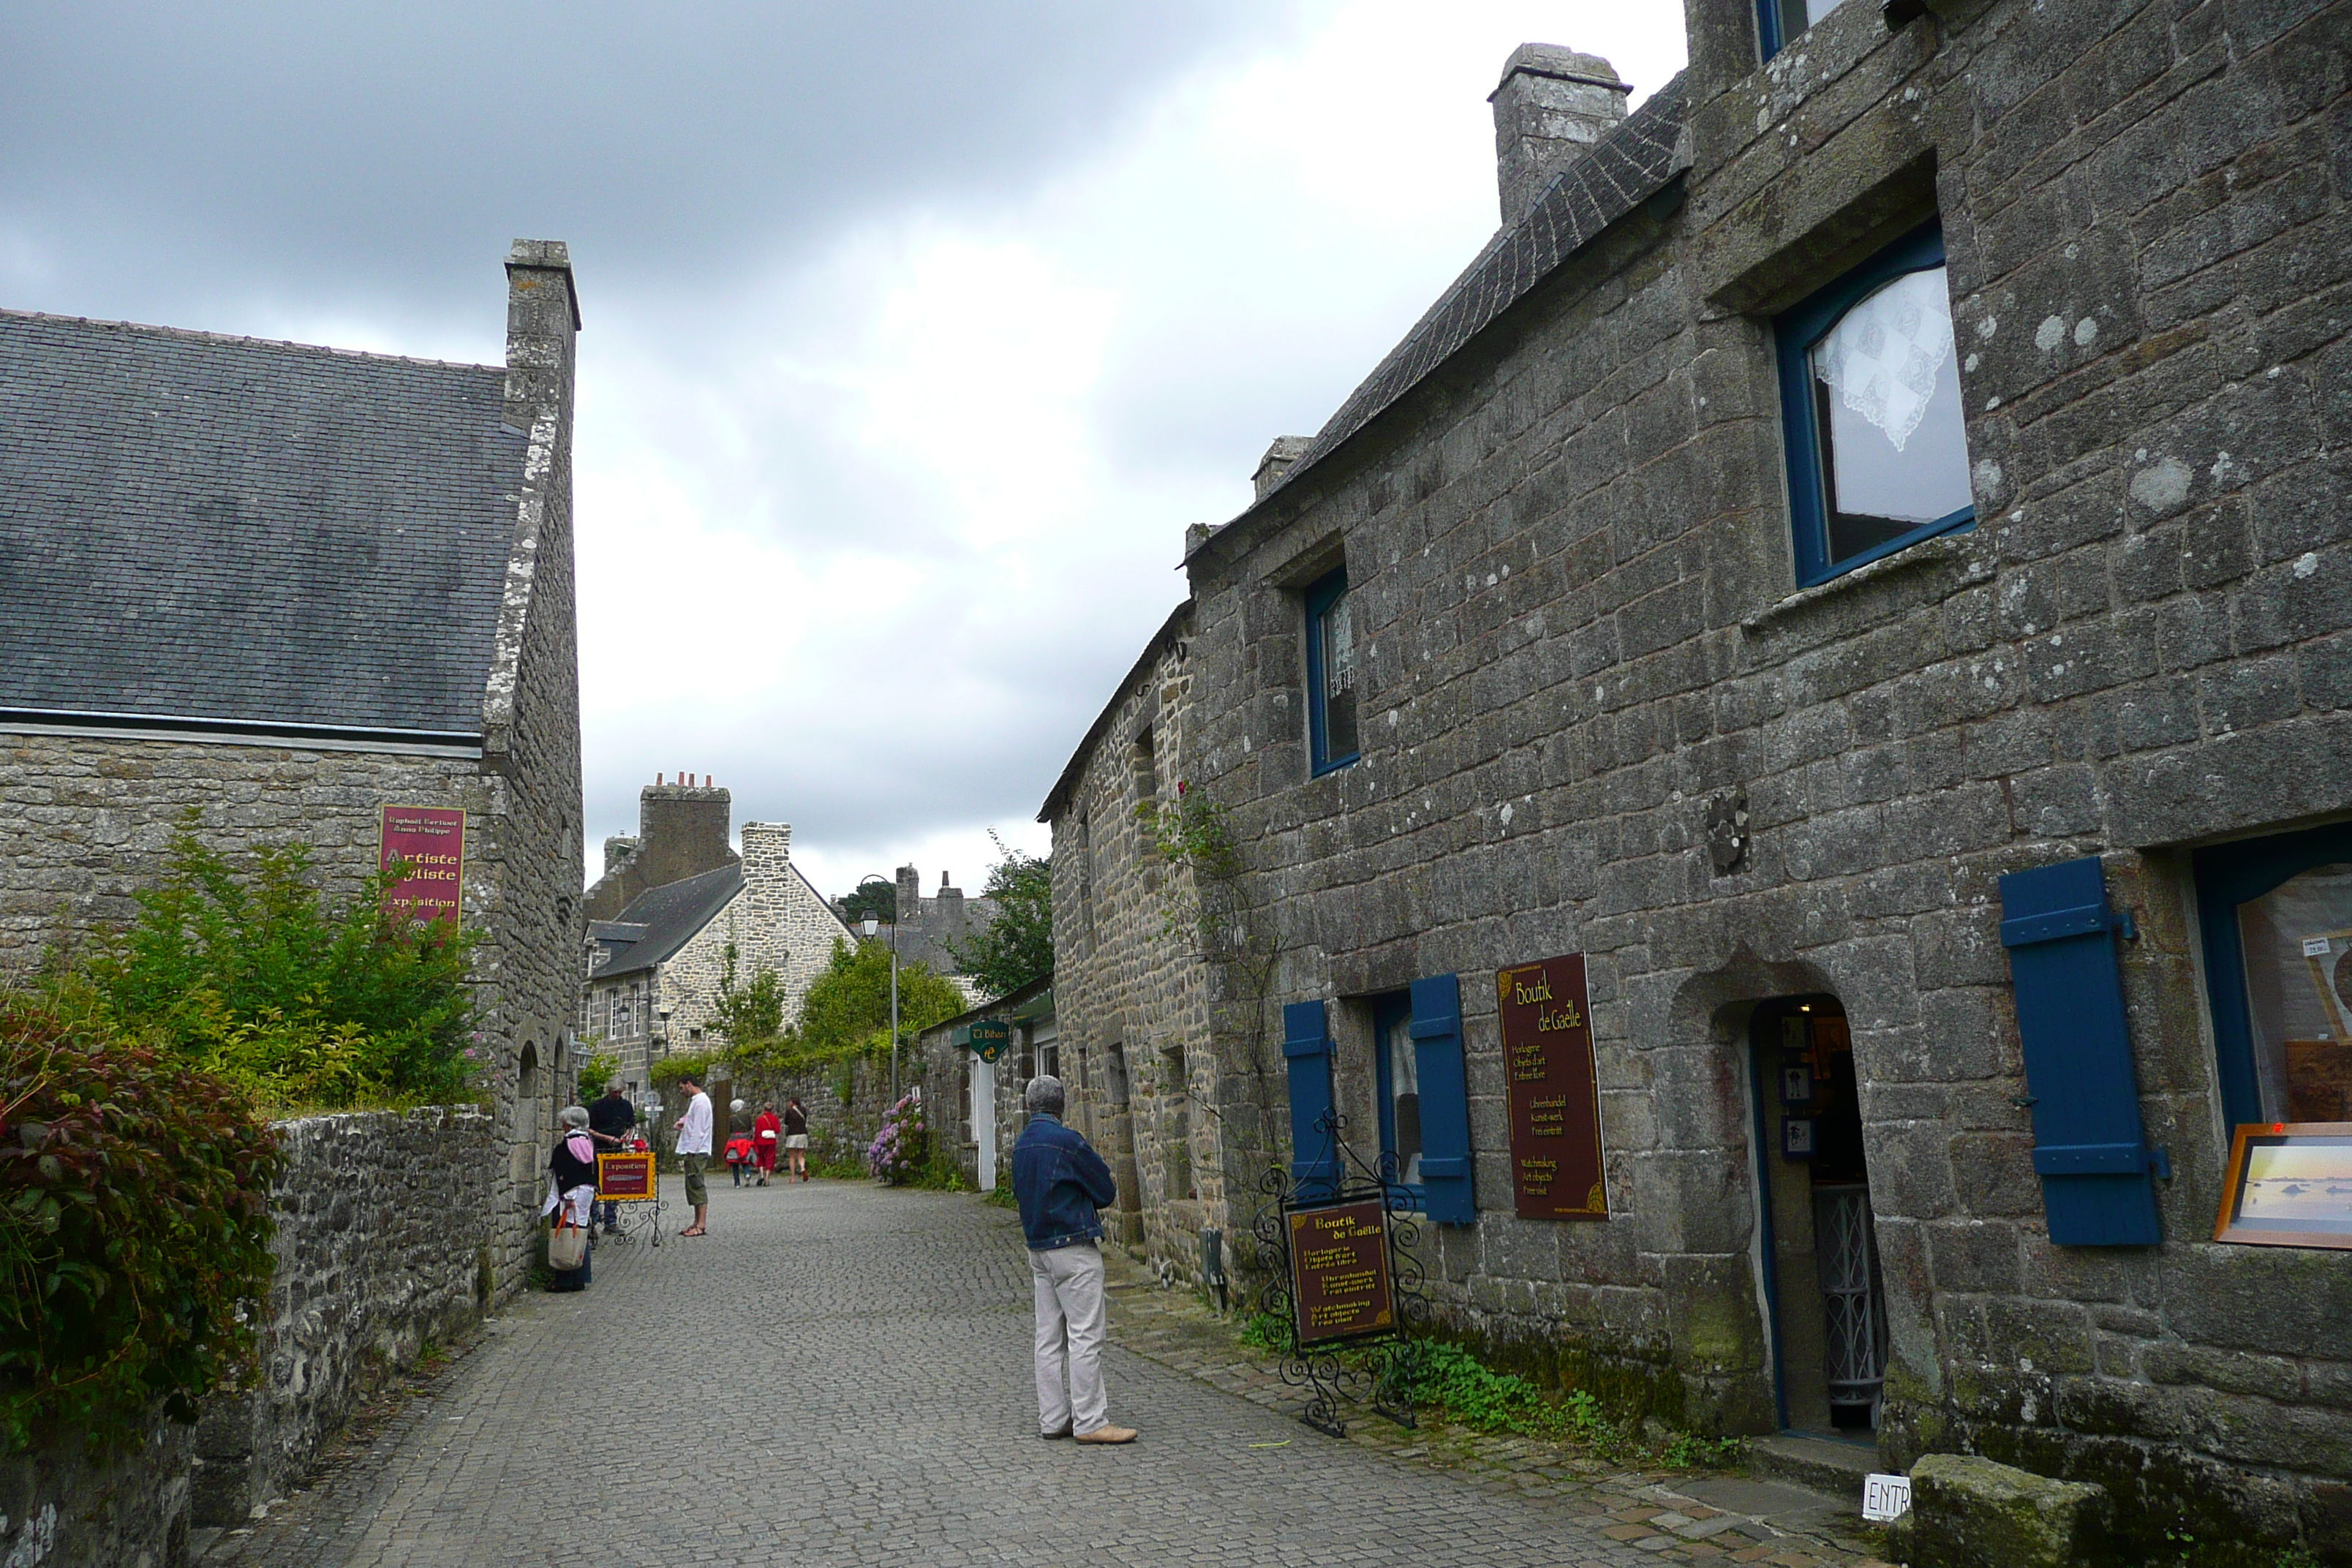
top-left (548, 1218), bottom-right (589, 1273)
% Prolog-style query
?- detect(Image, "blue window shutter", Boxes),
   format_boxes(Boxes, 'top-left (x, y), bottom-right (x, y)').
top-left (1282, 1000), bottom-right (1338, 1200)
top-left (1409, 973), bottom-right (1476, 1224)
top-left (1998, 856), bottom-right (2162, 1246)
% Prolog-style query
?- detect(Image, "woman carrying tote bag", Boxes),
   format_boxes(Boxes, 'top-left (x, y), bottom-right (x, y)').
top-left (544, 1107), bottom-right (600, 1290)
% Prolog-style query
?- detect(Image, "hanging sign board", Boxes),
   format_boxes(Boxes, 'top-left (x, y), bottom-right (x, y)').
top-left (596, 1152), bottom-right (657, 1201)
top-left (955, 1019), bottom-right (1013, 1063)
top-left (378, 805), bottom-right (467, 924)
top-left (1497, 953), bottom-right (1608, 1219)
top-left (1286, 1199), bottom-right (1397, 1345)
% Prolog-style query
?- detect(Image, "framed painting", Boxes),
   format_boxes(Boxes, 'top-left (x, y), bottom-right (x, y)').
top-left (2215, 1123), bottom-right (2352, 1249)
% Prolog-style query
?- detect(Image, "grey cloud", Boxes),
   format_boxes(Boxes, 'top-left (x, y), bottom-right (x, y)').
top-left (0, 1), bottom-right (1270, 331)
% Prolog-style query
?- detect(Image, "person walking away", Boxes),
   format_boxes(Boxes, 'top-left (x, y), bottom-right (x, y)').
top-left (1011, 1076), bottom-right (1134, 1444)
top-left (587, 1082), bottom-right (636, 1234)
top-left (545, 1106), bottom-right (599, 1290)
top-left (783, 1097), bottom-right (810, 1182)
top-left (726, 1131), bottom-right (755, 1186)
top-left (674, 1072), bottom-right (713, 1237)
top-left (753, 1102), bottom-right (782, 1186)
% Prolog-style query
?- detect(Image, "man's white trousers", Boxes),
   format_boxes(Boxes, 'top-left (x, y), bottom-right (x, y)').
top-left (1030, 1242), bottom-right (1108, 1436)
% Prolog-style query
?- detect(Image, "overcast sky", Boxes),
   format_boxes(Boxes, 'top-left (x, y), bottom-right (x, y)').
top-left (1, 2), bottom-right (1685, 905)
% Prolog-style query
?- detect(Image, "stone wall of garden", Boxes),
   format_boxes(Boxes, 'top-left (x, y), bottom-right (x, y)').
top-left (1, 1106), bottom-right (497, 1567)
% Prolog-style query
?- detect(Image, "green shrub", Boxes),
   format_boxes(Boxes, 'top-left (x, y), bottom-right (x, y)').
top-left (78, 821), bottom-right (482, 1109)
top-left (738, 938), bottom-right (966, 1074)
top-left (0, 991), bottom-right (282, 1455)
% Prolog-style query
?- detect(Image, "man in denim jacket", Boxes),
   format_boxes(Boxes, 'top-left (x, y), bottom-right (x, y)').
top-left (1012, 1076), bottom-right (1136, 1444)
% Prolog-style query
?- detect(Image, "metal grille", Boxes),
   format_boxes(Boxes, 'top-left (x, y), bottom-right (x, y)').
top-left (1813, 1183), bottom-right (1888, 1412)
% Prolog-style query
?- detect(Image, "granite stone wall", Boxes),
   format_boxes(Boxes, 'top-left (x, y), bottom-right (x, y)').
top-left (1057, 0), bottom-right (2352, 1553)
top-left (1044, 614), bottom-right (1242, 1281)
top-left (193, 1109), bottom-right (496, 1527)
top-left (1, 1107), bottom-right (497, 1567)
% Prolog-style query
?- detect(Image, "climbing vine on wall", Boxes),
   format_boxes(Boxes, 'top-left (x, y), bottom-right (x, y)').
top-left (1137, 782), bottom-right (1284, 1219)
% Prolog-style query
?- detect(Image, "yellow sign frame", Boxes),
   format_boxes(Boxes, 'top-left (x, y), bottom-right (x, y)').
top-left (596, 1151), bottom-right (657, 1201)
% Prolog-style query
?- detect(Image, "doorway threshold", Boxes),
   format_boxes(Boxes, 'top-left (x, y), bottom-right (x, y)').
top-left (1750, 1430), bottom-right (1877, 1498)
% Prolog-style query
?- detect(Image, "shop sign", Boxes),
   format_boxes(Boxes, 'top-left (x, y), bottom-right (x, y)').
top-left (957, 1019), bottom-right (1013, 1062)
top-left (378, 804), bottom-right (466, 924)
top-left (1286, 1198), bottom-right (1397, 1344)
top-left (1497, 953), bottom-right (1608, 1219)
top-left (596, 1152), bottom-right (657, 1200)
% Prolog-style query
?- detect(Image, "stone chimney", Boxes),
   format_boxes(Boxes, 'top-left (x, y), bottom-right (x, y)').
top-left (582, 780), bottom-right (736, 921)
top-left (896, 864), bottom-right (922, 922)
top-left (936, 870), bottom-right (966, 936)
top-left (1253, 437), bottom-right (1313, 502)
top-left (1488, 46), bottom-right (1630, 224)
top-left (602, 836), bottom-right (640, 879)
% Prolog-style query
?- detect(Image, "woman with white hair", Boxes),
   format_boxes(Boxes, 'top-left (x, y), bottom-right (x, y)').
top-left (544, 1105), bottom-right (599, 1291)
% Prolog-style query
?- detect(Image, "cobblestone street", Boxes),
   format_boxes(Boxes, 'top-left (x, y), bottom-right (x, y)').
top-left (201, 1178), bottom-right (1879, 1568)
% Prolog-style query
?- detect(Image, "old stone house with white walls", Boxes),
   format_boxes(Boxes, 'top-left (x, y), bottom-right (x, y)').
top-left (581, 780), bottom-right (853, 1085)
top-left (0, 241), bottom-right (587, 1296)
top-left (1047, 1), bottom-right (2352, 1556)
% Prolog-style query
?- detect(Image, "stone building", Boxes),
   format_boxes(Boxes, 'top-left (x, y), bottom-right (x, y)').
top-left (581, 780), bottom-right (853, 1084)
top-left (906, 973), bottom-right (1058, 1196)
top-left (1038, 601), bottom-right (1227, 1262)
top-left (876, 862), bottom-right (1000, 988)
top-left (1047, 3), bottom-right (2352, 1556)
top-left (0, 241), bottom-right (587, 1295)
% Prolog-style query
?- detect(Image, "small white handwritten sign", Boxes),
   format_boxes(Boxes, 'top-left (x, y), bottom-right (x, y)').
top-left (2305, 936), bottom-right (2334, 958)
top-left (1862, 1472), bottom-right (1912, 1523)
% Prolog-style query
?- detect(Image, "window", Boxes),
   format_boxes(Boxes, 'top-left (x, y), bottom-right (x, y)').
top-left (2196, 823), bottom-right (2352, 1131)
top-left (1373, 992), bottom-right (1424, 1188)
top-left (1759, 0), bottom-right (1851, 60)
top-left (1304, 565), bottom-right (1359, 773)
top-left (1776, 222), bottom-right (1974, 587)
top-left (1164, 1045), bottom-right (1195, 1201)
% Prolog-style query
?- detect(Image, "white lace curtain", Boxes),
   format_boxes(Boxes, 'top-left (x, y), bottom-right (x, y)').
top-left (1811, 268), bottom-right (1954, 453)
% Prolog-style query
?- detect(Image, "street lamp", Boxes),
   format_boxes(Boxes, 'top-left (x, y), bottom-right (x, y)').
top-left (859, 895), bottom-right (902, 1104)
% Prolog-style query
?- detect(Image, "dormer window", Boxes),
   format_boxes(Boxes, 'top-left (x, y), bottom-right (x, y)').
top-left (1776, 222), bottom-right (1974, 587)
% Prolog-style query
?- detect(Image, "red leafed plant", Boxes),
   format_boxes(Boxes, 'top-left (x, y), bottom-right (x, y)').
top-left (0, 988), bottom-right (282, 1455)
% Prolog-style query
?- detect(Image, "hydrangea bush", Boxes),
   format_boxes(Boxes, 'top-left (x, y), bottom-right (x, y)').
top-left (867, 1093), bottom-right (929, 1185)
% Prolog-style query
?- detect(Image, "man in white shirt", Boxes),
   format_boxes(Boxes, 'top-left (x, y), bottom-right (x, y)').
top-left (672, 1072), bottom-right (714, 1237)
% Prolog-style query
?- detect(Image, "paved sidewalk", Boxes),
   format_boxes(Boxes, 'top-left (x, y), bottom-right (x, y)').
top-left (203, 1178), bottom-right (1882, 1567)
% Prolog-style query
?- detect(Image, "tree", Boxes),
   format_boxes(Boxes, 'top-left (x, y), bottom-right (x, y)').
top-left (945, 832), bottom-right (1052, 1000)
top-left (706, 943), bottom-right (785, 1048)
top-left (834, 877), bottom-right (896, 928)
top-left (749, 938), bottom-right (966, 1070)
top-left (80, 817), bottom-right (482, 1109)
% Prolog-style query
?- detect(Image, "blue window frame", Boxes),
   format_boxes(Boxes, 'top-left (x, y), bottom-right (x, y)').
top-left (1776, 221), bottom-right (1975, 589)
top-left (2194, 823), bottom-right (2352, 1133)
top-left (1758, 0), bottom-right (1853, 61)
top-left (1304, 565), bottom-right (1359, 774)
top-left (1373, 992), bottom-right (1424, 1192)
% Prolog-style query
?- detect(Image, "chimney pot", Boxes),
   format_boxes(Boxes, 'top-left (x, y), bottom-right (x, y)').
top-left (1489, 45), bottom-right (1629, 224)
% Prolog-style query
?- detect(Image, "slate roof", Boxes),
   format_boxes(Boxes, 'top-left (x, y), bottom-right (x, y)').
top-left (588, 863), bottom-right (745, 981)
top-left (1191, 73), bottom-right (1689, 555)
top-left (0, 309), bottom-right (527, 737)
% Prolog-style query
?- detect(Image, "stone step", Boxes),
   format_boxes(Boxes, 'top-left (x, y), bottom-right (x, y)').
top-left (1749, 1431), bottom-right (1879, 1501)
